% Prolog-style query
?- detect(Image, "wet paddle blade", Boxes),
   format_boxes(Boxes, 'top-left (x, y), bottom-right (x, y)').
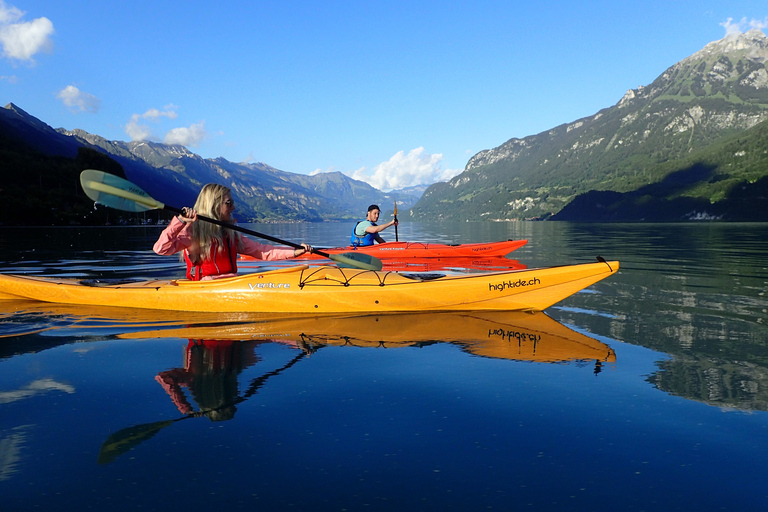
top-left (80, 170), bottom-right (165, 212)
top-left (329, 252), bottom-right (383, 271)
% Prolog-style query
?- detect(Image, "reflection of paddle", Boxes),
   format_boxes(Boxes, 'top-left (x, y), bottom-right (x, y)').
top-left (97, 349), bottom-right (309, 464)
top-left (393, 199), bottom-right (399, 242)
top-left (97, 417), bottom-right (188, 464)
top-left (79, 170), bottom-right (382, 271)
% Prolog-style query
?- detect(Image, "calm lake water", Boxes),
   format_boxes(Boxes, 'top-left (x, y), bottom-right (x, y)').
top-left (1, 221), bottom-right (767, 512)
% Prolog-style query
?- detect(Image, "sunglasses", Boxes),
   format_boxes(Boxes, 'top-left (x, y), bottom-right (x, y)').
top-left (223, 199), bottom-right (235, 206)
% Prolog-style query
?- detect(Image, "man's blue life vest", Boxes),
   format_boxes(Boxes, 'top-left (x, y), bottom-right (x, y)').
top-left (350, 220), bottom-right (377, 247)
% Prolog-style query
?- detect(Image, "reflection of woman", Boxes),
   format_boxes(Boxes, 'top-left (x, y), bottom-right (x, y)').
top-left (155, 340), bottom-right (261, 421)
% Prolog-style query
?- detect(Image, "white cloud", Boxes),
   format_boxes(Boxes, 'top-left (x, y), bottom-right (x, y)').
top-left (164, 121), bottom-right (207, 147)
top-left (125, 105), bottom-right (200, 144)
top-left (1, 73), bottom-right (17, 83)
top-left (721, 17), bottom-right (768, 36)
top-left (345, 147), bottom-right (462, 191)
top-left (125, 114), bottom-right (154, 141)
top-left (141, 106), bottom-right (178, 120)
top-left (0, 2), bottom-right (54, 62)
top-left (56, 85), bottom-right (101, 113)
top-left (0, 1), bottom-right (22, 25)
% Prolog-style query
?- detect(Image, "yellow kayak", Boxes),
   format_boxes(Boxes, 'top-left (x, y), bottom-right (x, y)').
top-left (0, 301), bottom-right (615, 364)
top-left (0, 260), bottom-right (618, 313)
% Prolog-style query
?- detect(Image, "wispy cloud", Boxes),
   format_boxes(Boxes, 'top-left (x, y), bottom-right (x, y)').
top-left (164, 121), bottom-right (207, 147)
top-left (140, 107), bottom-right (179, 121)
top-left (328, 147), bottom-right (462, 191)
top-left (721, 17), bottom-right (768, 36)
top-left (0, 1), bottom-right (54, 63)
top-left (56, 85), bottom-right (101, 113)
top-left (125, 105), bottom-right (207, 148)
top-left (125, 114), bottom-right (154, 141)
top-left (125, 108), bottom-right (171, 141)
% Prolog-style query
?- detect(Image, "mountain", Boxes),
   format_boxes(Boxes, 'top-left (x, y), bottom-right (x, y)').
top-left (409, 29), bottom-right (768, 222)
top-left (61, 128), bottom-right (426, 221)
top-left (0, 104), bottom-right (421, 226)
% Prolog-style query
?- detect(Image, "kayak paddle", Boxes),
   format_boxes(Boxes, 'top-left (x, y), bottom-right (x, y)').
top-left (393, 198), bottom-right (399, 242)
top-left (79, 170), bottom-right (383, 271)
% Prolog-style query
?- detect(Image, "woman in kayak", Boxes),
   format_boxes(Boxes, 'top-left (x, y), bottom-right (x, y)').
top-left (351, 204), bottom-right (398, 247)
top-left (153, 183), bottom-right (312, 280)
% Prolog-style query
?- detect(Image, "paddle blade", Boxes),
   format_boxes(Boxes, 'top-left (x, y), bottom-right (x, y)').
top-left (80, 170), bottom-right (165, 212)
top-left (329, 252), bottom-right (383, 271)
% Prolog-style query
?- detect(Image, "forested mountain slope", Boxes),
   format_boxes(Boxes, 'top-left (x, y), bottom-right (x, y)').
top-left (410, 29), bottom-right (768, 222)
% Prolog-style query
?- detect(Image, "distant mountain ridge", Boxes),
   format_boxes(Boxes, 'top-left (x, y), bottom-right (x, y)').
top-left (60, 125), bottom-right (423, 222)
top-left (0, 104), bottom-right (421, 224)
top-left (409, 29), bottom-right (768, 222)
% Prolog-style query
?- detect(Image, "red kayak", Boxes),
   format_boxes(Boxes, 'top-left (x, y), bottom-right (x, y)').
top-left (239, 255), bottom-right (527, 273)
top-left (368, 257), bottom-right (526, 272)
top-left (240, 239), bottom-right (527, 263)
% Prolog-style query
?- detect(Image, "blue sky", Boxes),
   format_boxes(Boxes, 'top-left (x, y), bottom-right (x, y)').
top-left (1, 1), bottom-right (766, 191)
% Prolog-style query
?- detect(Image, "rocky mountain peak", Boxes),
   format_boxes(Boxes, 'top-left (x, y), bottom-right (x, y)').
top-left (692, 29), bottom-right (768, 62)
top-left (3, 102), bottom-right (57, 133)
top-left (612, 29), bottom-right (768, 111)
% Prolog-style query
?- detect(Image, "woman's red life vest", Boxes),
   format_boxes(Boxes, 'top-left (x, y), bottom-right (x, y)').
top-left (184, 237), bottom-right (238, 280)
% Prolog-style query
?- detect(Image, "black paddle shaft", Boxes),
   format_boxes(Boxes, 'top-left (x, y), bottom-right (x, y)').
top-left (166, 205), bottom-right (331, 258)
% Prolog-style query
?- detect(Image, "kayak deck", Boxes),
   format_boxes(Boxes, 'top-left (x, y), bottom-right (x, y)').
top-left (0, 260), bottom-right (618, 313)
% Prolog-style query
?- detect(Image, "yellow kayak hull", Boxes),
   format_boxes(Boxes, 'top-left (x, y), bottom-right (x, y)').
top-left (0, 261), bottom-right (618, 313)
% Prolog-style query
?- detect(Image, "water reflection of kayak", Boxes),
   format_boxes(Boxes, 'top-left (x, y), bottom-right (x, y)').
top-left (118, 310), bottom-right (616, 364)
top-left (0, 260), bottom-right (618, 313)
top-left (0, 301), bottom-right (615, 364)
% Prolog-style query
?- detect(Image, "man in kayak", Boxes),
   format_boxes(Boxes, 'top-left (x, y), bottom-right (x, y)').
top-left (154, 183), bottom-right (312, 280)
top-left (351, 204), bottom-right (398, 247)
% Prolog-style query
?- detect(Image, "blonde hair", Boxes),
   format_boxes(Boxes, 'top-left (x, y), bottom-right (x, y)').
top-left (187, 183), bottom-right (242, 263)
